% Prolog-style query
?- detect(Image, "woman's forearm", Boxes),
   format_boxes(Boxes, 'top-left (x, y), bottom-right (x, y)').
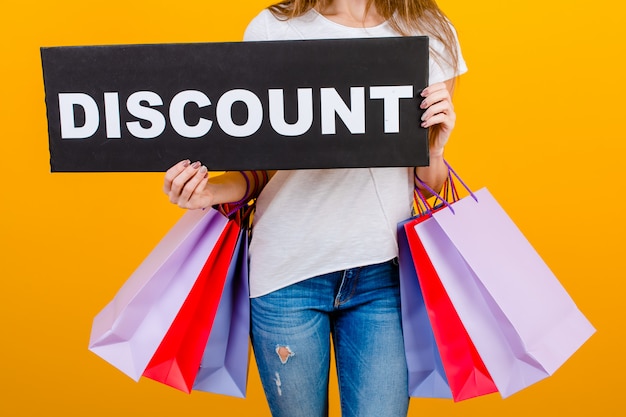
top-left (209, 170), bottom-right (271, 205)
top-left (415, 153), bottom-right (448, 197)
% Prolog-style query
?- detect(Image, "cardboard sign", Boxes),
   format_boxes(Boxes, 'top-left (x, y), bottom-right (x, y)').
top-left (41, 37), bottom-right (429, 172)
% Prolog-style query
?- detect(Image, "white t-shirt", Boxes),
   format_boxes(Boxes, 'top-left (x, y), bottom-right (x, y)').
top-left (245, 8), bottom-right (467, 297)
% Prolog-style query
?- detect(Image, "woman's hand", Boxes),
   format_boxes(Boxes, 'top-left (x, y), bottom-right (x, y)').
top-left (414, 79), bottom-right (457, 195)
top-left (163, 160), bottom-right (213, 210)
top-left (419, 80), bottom-right (456, 157)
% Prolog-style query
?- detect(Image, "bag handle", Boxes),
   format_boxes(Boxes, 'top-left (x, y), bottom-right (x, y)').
top-left (413, 169), bottom-right (455, 215)
top-left (413, 160), bottom-right (478, 215)
top-left (413, 184), bottom-right (433, 216)
top-left (443, 160), bottom-right (478, 202)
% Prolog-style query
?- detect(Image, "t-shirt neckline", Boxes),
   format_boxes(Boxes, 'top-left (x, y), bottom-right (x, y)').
top-left (310, 8), bottom-right (390, 31)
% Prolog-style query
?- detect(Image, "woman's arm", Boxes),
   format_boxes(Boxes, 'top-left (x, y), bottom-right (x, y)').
top-left (415, 78), bottom-right (457, 196)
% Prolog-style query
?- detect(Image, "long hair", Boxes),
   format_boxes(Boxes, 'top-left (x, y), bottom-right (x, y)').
top-left (268, 0), bottom-right (459, 74)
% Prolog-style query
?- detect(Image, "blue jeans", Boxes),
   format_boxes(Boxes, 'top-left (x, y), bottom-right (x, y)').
top-left (250, 259), bottom-right (409, 417)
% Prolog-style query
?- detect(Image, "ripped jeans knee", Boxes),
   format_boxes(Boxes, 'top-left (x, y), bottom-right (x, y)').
top-left (275, 345), bottom-right (295, 364)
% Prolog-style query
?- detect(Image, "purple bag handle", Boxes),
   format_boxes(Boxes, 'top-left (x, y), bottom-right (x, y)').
top-left (413, 170), bottom-right (455, 215)
top-left (443, 160), bottom-right (478, 202)
top-left (413, 185), bottom-right (434, 216)
top-left (414, 160), bottom-right (478, 215)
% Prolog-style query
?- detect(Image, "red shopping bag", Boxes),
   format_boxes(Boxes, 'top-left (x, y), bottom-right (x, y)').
top-left (404, 187), bottom-right (497, 401)
top-left (142, 217), bottom-right (242, 393)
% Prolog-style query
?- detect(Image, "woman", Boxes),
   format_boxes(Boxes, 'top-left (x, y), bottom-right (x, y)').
top-left (164, 1), bottom-right (467, 416)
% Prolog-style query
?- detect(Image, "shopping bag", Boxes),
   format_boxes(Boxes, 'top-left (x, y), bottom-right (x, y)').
top-left (397, 218), bottom-right (452, 399)
top-left (404, 212), bottom-right (498, 401)
top-left (88, 208), bottom-right (229, 380)
top-left (142, 218), bottom-right (242, 393)
top-left (414, 165), bottom-right (596, 398)
top-left (193, 226), bottom-right (250, 398)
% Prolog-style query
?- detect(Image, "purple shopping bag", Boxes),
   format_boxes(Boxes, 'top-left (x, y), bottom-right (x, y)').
top-left (193, 226), bottom-right (250, 397)
top-left (397, 219), bottom-right (452, 399)
top-left (414, 186), bottom-right (595, 398)
top-left (88, 208), bottom-right (229, 381)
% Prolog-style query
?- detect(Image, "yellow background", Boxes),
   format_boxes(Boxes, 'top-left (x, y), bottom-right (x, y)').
top-left (1, 0), bottom-right (623, 415)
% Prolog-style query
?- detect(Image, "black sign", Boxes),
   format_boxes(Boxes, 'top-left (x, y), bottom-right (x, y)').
top-left (41, 37), bottom-right (429, 172)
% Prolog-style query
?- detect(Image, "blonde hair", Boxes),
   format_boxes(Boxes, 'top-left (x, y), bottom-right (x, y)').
top-left (268, 0), bottom-right (459, 74)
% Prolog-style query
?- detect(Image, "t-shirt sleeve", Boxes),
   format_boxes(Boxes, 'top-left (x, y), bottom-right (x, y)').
top-left (428, 22), bottom-right (468, 84)
top-left (243, 9), bottom-right (272, 41)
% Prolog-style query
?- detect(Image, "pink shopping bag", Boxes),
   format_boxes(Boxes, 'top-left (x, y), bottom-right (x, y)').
top-left (88, 208), bottom-right (229, 380)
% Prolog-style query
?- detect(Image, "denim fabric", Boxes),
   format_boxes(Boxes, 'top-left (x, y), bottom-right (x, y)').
top-left (250, 259), bottom-right (409, 417)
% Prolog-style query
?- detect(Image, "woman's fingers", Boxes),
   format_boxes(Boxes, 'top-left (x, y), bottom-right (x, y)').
top-left (163, 159), bottom-right (190, 194)
top-left (421, 101), bottom-right (455, 129)
top-left (420, 86), bottom-right (451, 111)
top-left (163, 159), bottom-right (215, 209)
top-left (422, 112), bottom-right (452, 130)
top-left (420, 82), bottom-right (448, 98)
top-left (170, 162), bottom-right (202, 200)
top-left (419, 82), bottom-right (454, 130)
top-left (165, 161), bottom-right (204, 203)
top-left (177, 165), bottom-right (209, 208)
top-left (183, 175), bottom-right (212, 210)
